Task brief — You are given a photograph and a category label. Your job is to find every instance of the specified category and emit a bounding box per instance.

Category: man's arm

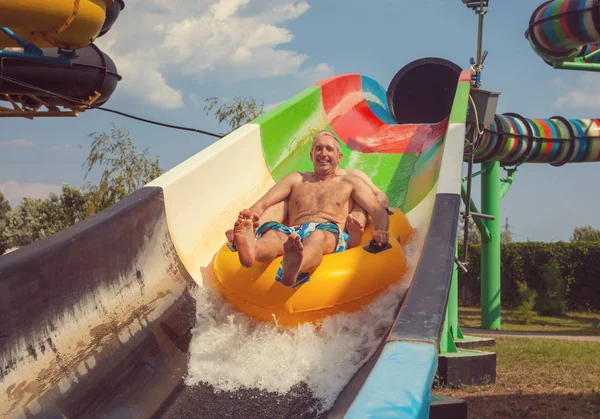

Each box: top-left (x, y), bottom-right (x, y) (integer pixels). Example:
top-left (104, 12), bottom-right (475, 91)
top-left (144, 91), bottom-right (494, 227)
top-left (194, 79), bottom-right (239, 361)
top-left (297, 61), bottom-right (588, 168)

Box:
top-left (346, 169), bottom-right (389, 208)
top-left (347, 176), bottom-right (389, 246)
top-left (247, 172), bottom-right (301, 219)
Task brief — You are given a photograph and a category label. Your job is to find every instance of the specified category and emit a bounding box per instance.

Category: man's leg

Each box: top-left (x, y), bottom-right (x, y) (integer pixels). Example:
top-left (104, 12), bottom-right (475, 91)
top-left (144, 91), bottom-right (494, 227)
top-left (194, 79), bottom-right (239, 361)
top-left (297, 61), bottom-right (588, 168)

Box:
top-left (346, 204), bottom-right (367, 248)
top-left (280, 230), bottom-right (336, 287)
top-left (255, 230), bottom-right (288, 263)
top-left (234, 217), bottom-right (287, 267)
top-left (226, 201), bottom-right (287, 243)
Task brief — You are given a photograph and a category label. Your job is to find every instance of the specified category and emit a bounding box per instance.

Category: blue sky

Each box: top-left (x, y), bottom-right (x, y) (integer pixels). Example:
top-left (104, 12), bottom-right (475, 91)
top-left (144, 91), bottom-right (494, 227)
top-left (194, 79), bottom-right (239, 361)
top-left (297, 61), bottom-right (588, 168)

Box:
top-left (1, 0), bottom-right (599, 242)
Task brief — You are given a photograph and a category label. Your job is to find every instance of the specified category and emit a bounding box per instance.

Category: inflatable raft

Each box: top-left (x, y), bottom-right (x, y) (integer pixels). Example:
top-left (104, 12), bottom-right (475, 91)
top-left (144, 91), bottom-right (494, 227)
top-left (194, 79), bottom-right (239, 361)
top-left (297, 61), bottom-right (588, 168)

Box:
top-left (213, 208), bottom-right (412, 325)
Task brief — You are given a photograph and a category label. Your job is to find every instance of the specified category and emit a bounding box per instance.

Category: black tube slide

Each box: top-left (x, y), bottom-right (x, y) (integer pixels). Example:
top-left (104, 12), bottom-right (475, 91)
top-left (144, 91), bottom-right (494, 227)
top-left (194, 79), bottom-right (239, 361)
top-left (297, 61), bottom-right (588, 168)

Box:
top-left (387, 57), bottom-right (463, 124)
top-left (0, 44), bottom-right (121, 107)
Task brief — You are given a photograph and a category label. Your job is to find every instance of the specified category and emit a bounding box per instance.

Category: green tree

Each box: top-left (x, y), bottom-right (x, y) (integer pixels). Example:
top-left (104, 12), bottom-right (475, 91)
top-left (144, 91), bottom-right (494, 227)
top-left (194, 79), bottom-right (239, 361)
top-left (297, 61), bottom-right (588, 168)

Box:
top-left (514, 280), bottom-right (537, 324)
top-left (571, 225), bottom-right (600, 242)
top-left (1, 184), bottom-right (90, 248)
top-left (0, 192), bottom-right (11, 254)
top-left (535, 260), bottom-right (567, 317)
top-left (204, 96), bottom-right (264, 132)
top-left (84, 125), bottom-right (162, 216)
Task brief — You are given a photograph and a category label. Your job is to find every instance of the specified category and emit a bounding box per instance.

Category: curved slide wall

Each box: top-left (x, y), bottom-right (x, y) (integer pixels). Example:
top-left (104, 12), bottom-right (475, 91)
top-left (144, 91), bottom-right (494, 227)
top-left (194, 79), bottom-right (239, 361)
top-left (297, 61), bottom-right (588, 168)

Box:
top-left (0, 59), bottom-right (470, 418)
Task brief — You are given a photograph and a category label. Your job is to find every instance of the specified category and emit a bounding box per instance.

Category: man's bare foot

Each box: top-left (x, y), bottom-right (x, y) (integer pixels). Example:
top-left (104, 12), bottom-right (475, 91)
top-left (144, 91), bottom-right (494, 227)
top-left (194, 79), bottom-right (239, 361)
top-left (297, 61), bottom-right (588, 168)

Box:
top-left (346, 214), bottom-right (365, 248)
top-left (281, 234), bottom-right (304, 287)
top-left (234, 217), bottom-right (256, 267)
top-left (239, 209), bottom-right (260, 228)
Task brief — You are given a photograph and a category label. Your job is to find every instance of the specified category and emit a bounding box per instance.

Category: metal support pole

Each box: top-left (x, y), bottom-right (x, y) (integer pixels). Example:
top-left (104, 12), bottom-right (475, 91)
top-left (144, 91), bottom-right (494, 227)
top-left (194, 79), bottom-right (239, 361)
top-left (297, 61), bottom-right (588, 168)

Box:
top-left (462, 167), bottom-right (488, 181)
top-left (462, 137), bottom-right (476, 260)
top-left (440, 243), bottom-right (463, 354)
top-left (481, 161), bottom-right (501, 330)
top-left (440, 299), bottom-right (458, 354)
top-left (448, 245), bottom-right (464, 341)
top-left (460, 181), bottom-right (492, 242)
top-left (476, 1), bottom-right (485, 67)
top-left (500, 168), bottom-right (517, 199)
top-left (552, 61), bottom-right (600, 72)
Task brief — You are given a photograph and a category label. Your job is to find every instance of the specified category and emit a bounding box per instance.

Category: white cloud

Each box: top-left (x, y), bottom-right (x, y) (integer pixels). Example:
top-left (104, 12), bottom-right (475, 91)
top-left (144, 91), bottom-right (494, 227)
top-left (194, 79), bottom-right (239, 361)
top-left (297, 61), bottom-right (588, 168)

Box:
top-left (0, 139), bottom-right (34, 148)
top-left (0, 181), bottom-right (61, 206)
top-left (553, 73), bottom-right (600, 110)
top-left (95, 0), bottom-right (330, 109)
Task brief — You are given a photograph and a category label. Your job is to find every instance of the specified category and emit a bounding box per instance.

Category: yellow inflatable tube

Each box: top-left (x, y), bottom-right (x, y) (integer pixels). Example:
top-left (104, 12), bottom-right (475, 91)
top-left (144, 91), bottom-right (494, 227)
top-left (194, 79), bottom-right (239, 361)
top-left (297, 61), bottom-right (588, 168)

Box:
top-left (0, 0), bottom-right (113, 49)
top-left (213, 208), bottom-right (413, 325)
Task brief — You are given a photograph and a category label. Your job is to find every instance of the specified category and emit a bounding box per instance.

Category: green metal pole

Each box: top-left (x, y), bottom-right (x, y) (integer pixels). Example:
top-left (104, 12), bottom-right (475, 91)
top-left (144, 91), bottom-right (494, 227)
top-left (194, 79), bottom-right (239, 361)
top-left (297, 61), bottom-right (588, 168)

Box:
top-left (499, 169), bottom-right (517, 199)
top-left (440, 244), bottom-right (461, 354)
top-left (461, 181), bottom-right (492, 242)
top-left (440, 302), bottom-right (458, 354)
top-left (481, 161), bottom-right (501, 330)
top-left (552, 61), bottom-right (600, 72)
top-left (448, 245), bottom-right (464, 340)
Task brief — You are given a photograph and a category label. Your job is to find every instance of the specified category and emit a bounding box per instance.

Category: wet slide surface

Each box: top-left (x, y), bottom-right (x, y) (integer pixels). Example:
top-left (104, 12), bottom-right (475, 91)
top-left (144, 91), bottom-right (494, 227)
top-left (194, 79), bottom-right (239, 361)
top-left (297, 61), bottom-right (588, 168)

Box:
top-left (1, 58), bottom-right (470, 418)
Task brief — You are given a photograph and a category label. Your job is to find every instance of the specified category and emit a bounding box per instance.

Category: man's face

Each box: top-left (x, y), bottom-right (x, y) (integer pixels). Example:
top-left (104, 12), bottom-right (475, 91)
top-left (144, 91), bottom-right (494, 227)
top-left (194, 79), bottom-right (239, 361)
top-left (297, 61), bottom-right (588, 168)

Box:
top-left (310, 134), bottom-right (342, 174)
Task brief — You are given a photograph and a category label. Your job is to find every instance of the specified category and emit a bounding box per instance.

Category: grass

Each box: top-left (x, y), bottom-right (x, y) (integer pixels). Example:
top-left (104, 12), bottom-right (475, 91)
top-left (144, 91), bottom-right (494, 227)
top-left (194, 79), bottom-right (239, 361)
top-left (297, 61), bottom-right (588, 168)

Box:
top-left (458, 307), bottom-right (600, 336)
top-left (436, 337), bottom-right (600, 418)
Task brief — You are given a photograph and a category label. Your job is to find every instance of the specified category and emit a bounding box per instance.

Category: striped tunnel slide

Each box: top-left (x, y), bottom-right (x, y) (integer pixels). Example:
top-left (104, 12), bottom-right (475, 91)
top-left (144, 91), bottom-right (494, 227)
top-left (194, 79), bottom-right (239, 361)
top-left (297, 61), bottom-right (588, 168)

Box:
top-left (477, 0), bottom-right (600, 166)
top-left (476, 115), bottom-right (600, 166)
top-left (526, 0), bottom-right (600, 64)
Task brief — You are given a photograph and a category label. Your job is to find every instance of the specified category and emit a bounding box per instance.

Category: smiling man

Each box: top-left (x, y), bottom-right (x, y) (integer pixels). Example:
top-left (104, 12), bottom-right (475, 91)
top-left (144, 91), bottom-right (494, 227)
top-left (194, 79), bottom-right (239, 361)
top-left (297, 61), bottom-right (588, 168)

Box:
top-left (232, 130), bottom-right (389, 287)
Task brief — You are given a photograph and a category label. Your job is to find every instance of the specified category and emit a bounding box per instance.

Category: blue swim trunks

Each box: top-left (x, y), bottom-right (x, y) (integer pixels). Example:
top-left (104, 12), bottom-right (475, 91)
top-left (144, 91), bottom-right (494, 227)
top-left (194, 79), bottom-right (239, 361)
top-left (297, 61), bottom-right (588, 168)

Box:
top-left (255, 221), bottom-right (349, 287)
top-left (255, 221), bottom-right (349, 253)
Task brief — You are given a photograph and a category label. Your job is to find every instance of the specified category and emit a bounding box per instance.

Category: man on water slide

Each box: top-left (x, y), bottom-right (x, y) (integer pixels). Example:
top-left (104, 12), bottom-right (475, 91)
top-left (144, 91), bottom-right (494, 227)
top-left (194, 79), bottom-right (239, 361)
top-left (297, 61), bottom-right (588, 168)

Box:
top-left (226, 139), bottom-right (389, 249)
top-left (232, 130), bottom-right (390, 287)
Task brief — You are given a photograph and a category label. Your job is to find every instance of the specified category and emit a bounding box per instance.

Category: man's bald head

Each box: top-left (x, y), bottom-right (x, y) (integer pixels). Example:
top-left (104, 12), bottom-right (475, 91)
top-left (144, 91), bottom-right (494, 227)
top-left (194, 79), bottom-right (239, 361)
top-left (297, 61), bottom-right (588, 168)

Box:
top-left (312, 130), bottom-right (342, 154)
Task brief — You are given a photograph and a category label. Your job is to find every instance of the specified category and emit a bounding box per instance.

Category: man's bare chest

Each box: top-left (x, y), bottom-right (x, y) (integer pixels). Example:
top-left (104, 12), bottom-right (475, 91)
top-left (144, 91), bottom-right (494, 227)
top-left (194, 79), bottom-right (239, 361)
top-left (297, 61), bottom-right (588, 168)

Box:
top-left (290, 181), bottom-right (353, 209)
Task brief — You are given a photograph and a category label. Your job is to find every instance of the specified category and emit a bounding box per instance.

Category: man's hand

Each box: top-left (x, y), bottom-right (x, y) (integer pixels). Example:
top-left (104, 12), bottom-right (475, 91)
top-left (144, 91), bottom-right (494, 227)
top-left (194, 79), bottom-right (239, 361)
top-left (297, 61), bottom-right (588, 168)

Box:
top-left (239, 209), bottom-right (260, 229)
top-left (372, 230), bottom-right (389, 247)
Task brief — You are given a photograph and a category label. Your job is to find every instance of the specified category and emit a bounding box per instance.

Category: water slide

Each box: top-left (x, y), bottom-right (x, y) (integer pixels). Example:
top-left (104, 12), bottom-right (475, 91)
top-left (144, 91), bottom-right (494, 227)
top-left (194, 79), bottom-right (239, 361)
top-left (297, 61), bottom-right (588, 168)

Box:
top-left (0, 56), bottom-right (472, 417)
top-left (476, 0), bottom-right (600, 166)
top-left (3, 1), bottom-right (600, 419)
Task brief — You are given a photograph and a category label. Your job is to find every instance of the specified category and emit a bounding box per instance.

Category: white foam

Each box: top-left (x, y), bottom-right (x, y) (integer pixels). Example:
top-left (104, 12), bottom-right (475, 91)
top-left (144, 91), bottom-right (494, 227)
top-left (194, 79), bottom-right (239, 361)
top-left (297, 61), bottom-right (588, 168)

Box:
top-left (185, 232), bottom-right (423, 414)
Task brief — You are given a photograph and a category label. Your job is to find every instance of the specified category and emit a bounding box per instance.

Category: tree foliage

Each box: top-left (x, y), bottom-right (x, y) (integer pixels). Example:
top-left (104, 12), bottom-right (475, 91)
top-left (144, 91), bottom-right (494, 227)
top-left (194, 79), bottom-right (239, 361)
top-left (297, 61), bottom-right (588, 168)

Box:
top-left (0, 125), bottom-right (162, 254)
top-left (204, 96), bottom-right (264, 131)
top-left (459, 241), bottom-right (600, 312)
top-left (84, 125), bottom-right (162, 215)
top-left (571, 225), bottom-right (600, 242)
top-left (1, 184), bottom-right (90, 249)
top-left (0, 192), bottom-right (11, 254)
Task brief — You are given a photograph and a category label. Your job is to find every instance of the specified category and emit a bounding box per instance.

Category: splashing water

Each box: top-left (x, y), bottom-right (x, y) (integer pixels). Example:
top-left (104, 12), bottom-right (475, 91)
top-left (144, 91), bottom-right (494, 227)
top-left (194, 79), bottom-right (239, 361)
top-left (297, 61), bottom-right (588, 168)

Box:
top-left (185, 233), bottom-right (423, 414)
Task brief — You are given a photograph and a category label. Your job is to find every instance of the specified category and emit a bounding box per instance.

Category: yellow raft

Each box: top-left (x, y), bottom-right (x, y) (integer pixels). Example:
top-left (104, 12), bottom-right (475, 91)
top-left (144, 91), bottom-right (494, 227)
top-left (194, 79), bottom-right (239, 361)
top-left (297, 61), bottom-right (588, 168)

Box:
top-left (213, 208), bottom-right (412, 325)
